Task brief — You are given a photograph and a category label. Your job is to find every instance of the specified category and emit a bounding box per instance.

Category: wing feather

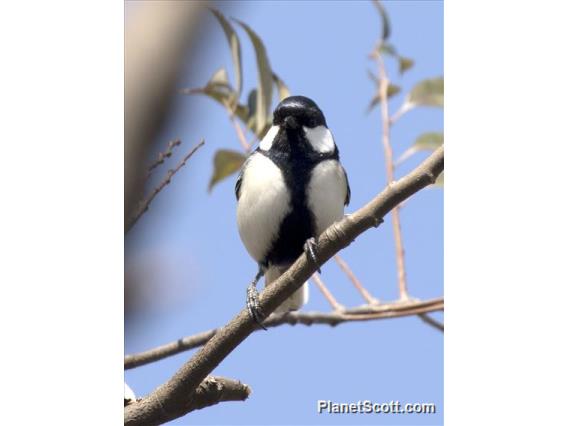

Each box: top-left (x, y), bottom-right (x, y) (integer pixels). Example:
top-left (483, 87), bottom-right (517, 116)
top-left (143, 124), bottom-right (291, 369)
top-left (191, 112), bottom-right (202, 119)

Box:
top-left (342, 166), bottom-right (351, 206)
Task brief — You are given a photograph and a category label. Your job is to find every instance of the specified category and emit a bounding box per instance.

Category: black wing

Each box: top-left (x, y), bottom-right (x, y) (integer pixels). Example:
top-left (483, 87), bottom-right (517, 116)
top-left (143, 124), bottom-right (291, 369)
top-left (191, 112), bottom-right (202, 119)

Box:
top-left (235, 168), bottom-right (244, 201)
top-left (236, 153), bottom-right (257, 201)
top-left (342, 165), bottom-right (351, 206)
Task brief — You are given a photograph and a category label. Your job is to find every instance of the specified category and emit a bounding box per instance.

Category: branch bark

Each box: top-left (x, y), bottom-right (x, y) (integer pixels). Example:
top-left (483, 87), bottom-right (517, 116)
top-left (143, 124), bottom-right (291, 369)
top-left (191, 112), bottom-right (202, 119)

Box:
top-left (125, 376), bottom-right (250, 425)
top-left (124, 145), bottom-right (444, 425)
top-left (125, 297), bottom-right (443, 369)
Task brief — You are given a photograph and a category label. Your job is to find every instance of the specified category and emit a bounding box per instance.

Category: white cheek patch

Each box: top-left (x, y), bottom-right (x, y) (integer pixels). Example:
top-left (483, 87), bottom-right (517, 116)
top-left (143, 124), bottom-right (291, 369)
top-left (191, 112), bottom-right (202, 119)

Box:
top-left (259, 125), bottom-right (280, 151)
top-left (303, 125), bottom-right (335, 153)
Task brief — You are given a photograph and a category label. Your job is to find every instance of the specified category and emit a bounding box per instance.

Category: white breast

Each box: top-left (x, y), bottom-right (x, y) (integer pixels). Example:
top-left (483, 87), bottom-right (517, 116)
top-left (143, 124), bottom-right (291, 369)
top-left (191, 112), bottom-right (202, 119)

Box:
top-left (307, 159), bottom-right (347, 236)
top-left (236, 153), bottom-right (291, 262)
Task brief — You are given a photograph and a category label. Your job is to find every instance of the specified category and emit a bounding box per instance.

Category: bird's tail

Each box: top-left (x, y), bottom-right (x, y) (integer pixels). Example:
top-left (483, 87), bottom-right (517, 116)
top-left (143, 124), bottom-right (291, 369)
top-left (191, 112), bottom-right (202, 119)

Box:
top-left (265, 264), bottom-right (309, 313)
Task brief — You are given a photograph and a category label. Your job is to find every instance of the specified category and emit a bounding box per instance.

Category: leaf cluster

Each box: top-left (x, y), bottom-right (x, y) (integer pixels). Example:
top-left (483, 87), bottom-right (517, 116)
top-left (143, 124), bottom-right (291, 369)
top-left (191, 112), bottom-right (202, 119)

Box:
top-left (182, 8), bottom-right (291, 191)
top-left (370, 1), bottom-right (444, 185)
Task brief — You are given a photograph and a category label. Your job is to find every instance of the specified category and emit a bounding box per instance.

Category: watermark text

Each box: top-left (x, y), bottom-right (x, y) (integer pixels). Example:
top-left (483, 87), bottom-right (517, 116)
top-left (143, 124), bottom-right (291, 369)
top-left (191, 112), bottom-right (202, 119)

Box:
top-left (317, 400), bottom-right (436, 415)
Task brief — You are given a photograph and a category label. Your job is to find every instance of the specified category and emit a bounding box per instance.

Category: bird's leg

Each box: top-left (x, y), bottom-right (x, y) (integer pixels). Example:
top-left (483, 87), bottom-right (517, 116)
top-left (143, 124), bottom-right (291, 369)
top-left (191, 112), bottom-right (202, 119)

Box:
top-left (246, 265), bottom-right (267, 330)
top-left (304, 237), bottom-right (322, 274)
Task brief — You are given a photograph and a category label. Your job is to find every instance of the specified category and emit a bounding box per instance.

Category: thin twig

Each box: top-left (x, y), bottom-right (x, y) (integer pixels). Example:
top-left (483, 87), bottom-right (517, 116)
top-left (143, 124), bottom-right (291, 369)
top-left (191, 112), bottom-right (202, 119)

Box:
top-left (389, 103), bottom-right (412, 125)
top-left (230, 114), bottom-right (251, 152)
top-left (377, 55), bottom-right (409, 301)
top-left (125, 297), bottom-right (444, 369)
top-left (126, 139), bottom-right (205, 232)
top-left (247, 134), bottom-right (259, 149)
top-left (333, 254), bottom-right (380, 304)
top-left (310, 273), bottom-right (345, 311)
top-left (123, 146), bottom-right (443, 425)
top-left (225, 105), bottom-right (252, 152)
top-left (418, 313), bottom-right (444, 332)
top-left (146, 138), bottom-right (182, 179)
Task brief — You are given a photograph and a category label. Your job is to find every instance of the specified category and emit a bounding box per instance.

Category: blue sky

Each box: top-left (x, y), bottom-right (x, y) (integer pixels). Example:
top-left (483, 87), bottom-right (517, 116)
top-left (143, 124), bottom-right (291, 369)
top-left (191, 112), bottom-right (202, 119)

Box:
top-left (125, 1), bottom-right (443, 424)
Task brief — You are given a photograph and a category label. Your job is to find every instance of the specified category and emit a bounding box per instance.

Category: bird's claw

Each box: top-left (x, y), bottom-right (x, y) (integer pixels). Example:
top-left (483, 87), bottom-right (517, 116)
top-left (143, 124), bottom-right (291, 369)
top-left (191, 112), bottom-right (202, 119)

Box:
top-left (246, 282), bottom-right (267, 330)
top-left (304, 237), bottom-right (322, 274)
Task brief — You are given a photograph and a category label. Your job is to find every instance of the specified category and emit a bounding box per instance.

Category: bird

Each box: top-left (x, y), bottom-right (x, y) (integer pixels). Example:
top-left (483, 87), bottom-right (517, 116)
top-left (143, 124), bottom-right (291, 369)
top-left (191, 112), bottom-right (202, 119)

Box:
top-left (235, 95), bottom-right (350, 326)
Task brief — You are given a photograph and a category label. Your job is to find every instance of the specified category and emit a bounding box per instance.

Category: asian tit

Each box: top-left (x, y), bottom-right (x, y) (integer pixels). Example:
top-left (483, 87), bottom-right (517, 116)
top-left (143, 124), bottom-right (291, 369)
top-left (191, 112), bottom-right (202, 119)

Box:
top-left (235, 95), bottom-right (350, 325)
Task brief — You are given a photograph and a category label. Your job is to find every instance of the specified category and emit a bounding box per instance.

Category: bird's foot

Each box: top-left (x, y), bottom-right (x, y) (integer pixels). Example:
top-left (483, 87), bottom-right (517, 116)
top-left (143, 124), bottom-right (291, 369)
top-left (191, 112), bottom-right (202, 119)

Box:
top-left (304, 237), bottom-right (322, 274)
top-left (246, 281), bottom-right (267, 330)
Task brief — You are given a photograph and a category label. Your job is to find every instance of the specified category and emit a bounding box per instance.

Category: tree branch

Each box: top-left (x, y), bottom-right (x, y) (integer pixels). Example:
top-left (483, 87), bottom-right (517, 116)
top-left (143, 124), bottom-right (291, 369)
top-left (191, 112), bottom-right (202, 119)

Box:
top-left (125, 376), bottom-right (251, 425)
top-left (377, 54), bottom-right (409, 301)
top-left (125, 296), bottom-right (443, 369)
top-left (226, 106), bottom-right (252, 152)
top-left (389, 102), bottom-right (412, 125)
top-left (376, 48), bottom-right (444, 332)
top-left (146, 138), bottom-right (182, 179)
top-left (418, 313), bottom-right (444, 332)
top-left (186, 376), bottom-right (251, 412)
top-left (126, 139), bottom-right (205, 233)
top-left (124, 145), bottom-right (444, 425)
top-left (333, 254), bottom-right (380, 305)
top-left (310, 273), bottom-right (345, 311)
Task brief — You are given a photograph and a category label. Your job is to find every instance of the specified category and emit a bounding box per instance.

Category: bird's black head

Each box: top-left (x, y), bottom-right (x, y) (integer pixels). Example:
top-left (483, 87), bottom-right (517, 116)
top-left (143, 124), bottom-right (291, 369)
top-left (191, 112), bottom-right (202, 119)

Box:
top-left (273, 96), bottom-right (327, 131)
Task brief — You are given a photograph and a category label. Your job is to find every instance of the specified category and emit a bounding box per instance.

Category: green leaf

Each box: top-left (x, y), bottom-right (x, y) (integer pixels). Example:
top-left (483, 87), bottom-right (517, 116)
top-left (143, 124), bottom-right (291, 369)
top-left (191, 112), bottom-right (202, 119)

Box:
top-left (378, 43), bottom-right (414, 75)
top-left (406, 77), bottom-right (444, 108)
top-left (246, 89), bottom-right (257, 117)
top-left (372, 1), bottom-right (391, 41)
top-left (244, 89), bottom-right (258, 132)
top-left (207, 67), bottom-right (231, 88)
top-left (181, 68), bottom-right (250, 124)
top-left (208, 149), bottom-right (246, 192)
top-left (209, 8), bottom-right (243, 101)
top-left (272, 72), bottom-right (291, 101)
top-left (387, 84), bottom-right (401, 98)
top-left (398, 56), bottom-right (414, 74)
top-left (234, 20), bottom-right (273, 135)
top-left (233, 104), bottom-right (251, 124)
top-left (367, 84), bottom-right (401, 112)
top-left (397, 132), bottom-right (443, 164)
top-left (244, 92), bottom-right (272, 137)
top-left (379, 42), bottom-right (397, 57)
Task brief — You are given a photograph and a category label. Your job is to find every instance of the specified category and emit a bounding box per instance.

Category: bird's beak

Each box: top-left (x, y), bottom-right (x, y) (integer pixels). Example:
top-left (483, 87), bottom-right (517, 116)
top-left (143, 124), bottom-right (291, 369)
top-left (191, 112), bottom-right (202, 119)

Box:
top-left (284, 115), bottom-right (299, 130)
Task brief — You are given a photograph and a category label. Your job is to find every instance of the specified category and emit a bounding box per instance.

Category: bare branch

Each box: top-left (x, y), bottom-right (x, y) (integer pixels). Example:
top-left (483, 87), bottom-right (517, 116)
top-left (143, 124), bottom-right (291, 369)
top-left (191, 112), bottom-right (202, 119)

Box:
top-left (310, 273), bottom-right (345, 311)
top-left (376, 48), bottom-right (443, 333)
top-left (126, 328), bottom-right (217, 370)
top-left (125, 1), bottom-right (204, 228)
top-left (126, 139), bottom-right (205, 233)
top-left (389, 102), bottom-right (412, 125)
top-left (377, 55), bottom-right (409, 301)
top-left (226, 108), bottom-right (252, 152)
top-left (333, 254), bottom-right (380, 304)
top-left (146, 139), bottom-right (182, 179)
top-left (124, 146), bottom-right (443, 425)
top-left (418, 313), bottom-right (444, 332)
top-left (125, 297), bottom-right (443, 370)
top-left (125, 376), bottom-right (251, 426)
